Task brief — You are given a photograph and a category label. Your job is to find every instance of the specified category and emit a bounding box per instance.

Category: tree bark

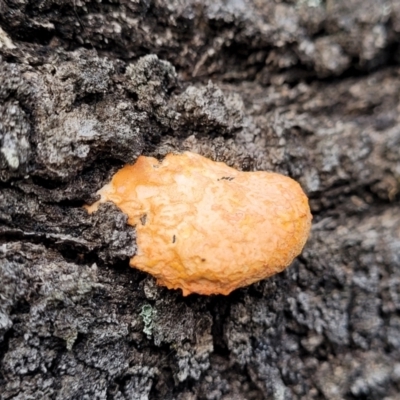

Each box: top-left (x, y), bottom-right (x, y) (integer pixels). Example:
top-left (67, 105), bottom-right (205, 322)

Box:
top-left (1, 1), bottom-right (400, 399)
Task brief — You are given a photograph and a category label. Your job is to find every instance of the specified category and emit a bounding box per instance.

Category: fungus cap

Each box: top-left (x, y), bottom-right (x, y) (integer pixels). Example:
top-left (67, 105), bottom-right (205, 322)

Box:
top-left (86, 151), bottom-right (312, 296)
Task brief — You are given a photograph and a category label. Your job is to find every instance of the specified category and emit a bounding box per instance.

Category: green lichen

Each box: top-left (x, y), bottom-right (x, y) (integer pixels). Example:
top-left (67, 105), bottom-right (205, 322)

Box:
top-left (140, 304), bottom-right (156, 337)
top-left (297, 0), bottom-right (322, 8)
top-left (65, 330), bottom-right (78, 351)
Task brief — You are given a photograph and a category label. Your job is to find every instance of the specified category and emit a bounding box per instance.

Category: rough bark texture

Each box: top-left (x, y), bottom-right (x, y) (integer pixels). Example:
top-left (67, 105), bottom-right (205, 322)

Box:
top-left (1, 1), bottom-right (400, 399)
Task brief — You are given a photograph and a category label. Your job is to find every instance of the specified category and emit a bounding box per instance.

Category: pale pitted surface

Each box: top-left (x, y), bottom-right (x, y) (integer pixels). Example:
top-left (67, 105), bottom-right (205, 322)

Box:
top-left (86, 152), bottom-right (312, 295)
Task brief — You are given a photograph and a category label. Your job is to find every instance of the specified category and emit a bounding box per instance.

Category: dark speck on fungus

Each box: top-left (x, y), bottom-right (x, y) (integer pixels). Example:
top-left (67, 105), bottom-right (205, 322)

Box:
top-left (86, 151), bottom-right (312, 296)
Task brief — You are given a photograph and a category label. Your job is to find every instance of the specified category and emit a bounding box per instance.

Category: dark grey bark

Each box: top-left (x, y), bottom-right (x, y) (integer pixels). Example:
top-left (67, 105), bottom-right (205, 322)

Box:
top-left (1, 1), bottom-right (400, 399)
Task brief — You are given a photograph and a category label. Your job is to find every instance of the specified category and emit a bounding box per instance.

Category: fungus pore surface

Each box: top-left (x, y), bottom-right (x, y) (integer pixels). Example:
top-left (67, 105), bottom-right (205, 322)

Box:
top-left (86, 152), bottom-right (312, 296)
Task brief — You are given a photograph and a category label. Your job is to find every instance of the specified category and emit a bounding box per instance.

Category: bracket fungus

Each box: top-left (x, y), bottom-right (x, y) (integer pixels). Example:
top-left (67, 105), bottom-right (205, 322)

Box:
top-left (86, 152), bottom-right (312, 296)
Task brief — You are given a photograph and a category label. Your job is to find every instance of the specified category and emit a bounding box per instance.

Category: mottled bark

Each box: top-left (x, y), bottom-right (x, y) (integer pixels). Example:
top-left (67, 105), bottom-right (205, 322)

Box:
top-left (1, 1), bottom-right (400, 399)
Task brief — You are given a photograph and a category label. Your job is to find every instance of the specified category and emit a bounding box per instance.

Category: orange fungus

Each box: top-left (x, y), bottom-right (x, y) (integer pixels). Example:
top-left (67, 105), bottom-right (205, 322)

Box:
top-left (86, 151), bottom-right (312, 296)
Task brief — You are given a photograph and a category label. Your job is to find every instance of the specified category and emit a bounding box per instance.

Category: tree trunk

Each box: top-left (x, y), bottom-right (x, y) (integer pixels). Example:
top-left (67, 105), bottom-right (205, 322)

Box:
top-left (1, 1), bottom-right (400, 399)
